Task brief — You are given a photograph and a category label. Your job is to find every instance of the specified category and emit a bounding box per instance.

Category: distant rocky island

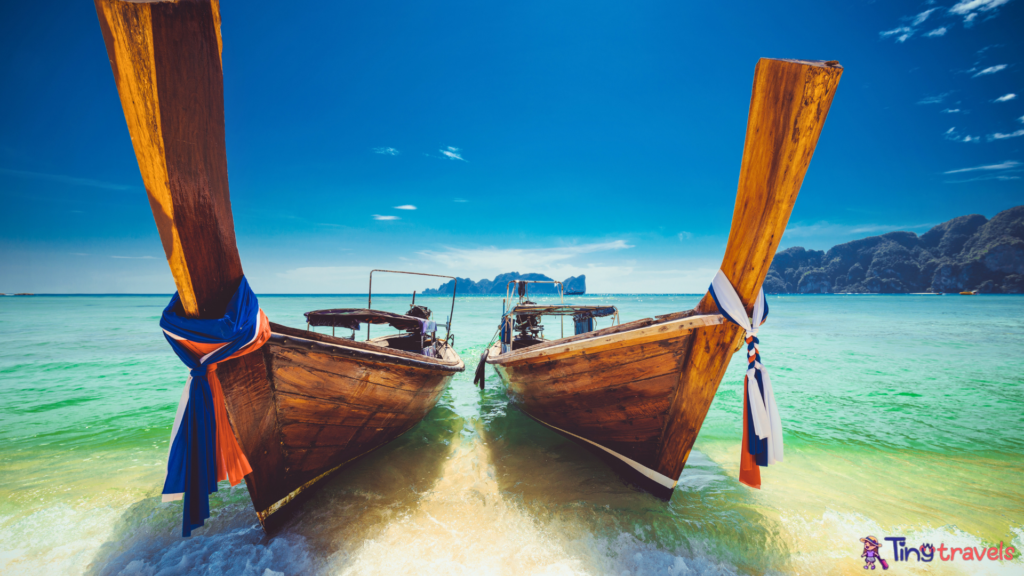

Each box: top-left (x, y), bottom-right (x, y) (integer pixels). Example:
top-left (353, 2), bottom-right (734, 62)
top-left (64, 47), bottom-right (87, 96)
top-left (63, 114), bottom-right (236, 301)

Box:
top-left (423, 272), bottom-right (586, 295)
top-left (766, 205), bottom-right (1023, 294)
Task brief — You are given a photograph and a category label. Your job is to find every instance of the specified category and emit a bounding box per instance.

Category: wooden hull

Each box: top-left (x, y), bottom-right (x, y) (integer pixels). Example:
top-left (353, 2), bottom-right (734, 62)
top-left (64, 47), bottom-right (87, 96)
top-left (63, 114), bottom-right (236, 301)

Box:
top-left (217, 322), bottom-right (463, 528)
top-left (488, 314), bottom-right (723, 498)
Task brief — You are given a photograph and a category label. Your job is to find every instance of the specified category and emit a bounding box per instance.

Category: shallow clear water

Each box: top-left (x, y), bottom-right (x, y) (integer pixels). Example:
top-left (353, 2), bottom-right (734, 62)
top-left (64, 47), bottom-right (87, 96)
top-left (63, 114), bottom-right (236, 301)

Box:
top-left (1, 294), bottom-right (1022, 575)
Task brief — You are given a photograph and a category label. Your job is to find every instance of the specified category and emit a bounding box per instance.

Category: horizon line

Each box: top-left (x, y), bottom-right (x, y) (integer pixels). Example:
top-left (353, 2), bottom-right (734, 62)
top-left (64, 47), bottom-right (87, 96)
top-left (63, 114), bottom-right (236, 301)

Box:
top-left (3, 293), bottom-right (1016, 297)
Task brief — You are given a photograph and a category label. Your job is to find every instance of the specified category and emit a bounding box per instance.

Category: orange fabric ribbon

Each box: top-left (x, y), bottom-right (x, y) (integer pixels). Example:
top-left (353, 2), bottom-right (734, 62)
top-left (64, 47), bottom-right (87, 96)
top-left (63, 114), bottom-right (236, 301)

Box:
top-left (738, 376), bottom-right (762, 489)
top-left (175, 310), bottom-right (271, 486)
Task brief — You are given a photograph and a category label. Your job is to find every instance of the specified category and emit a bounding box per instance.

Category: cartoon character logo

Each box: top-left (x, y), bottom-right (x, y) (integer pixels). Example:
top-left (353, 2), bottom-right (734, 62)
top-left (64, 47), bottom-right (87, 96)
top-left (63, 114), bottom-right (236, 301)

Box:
top-left (860, 536), bottom-right (889, 570)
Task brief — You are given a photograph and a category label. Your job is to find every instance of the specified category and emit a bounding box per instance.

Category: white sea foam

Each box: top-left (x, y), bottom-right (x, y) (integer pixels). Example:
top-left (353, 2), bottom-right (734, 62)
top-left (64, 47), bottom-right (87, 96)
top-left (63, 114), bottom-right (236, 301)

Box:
top-left (111, 527), bottom-right (310, 576)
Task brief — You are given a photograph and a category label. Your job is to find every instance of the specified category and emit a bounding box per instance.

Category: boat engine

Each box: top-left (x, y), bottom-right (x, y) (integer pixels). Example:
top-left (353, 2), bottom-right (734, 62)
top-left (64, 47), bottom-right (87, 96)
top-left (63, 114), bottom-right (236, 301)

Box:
top-left (514, 313), bottom-right (543, 342)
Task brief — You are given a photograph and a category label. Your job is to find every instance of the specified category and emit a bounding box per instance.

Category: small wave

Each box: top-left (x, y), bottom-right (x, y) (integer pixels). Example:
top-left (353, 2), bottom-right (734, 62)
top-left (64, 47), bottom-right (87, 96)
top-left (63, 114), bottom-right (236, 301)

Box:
top-left (109, 527), bottom-right (311, 576)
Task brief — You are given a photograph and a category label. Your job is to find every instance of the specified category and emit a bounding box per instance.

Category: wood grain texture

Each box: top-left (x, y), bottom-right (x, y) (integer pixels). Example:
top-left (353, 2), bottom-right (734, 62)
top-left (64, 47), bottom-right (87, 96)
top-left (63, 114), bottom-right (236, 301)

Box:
top-left (271, 345), bottom-right (450, 398)
top-left (496, 332), bottom-right (691, 468)
top-left (502, 335), bottom-right (692, 393)
top-left (655, 58), bottom-right (842, 480)
top-left (214, 335), bottom-right (456, 522)
top-left (259, 337), bottom-right (452, 519)
top-left (215, 348), bottom-right (287, 514)
top-left (95, 0), bottom-right (241, 319)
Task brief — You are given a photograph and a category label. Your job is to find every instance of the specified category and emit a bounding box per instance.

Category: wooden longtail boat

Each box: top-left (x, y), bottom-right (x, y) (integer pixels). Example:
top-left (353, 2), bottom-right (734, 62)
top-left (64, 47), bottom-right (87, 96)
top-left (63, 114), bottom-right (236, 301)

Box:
top-left (486, 58), bottom-right (842, 499)
top-left (94, 0), bottom-right (464, 530)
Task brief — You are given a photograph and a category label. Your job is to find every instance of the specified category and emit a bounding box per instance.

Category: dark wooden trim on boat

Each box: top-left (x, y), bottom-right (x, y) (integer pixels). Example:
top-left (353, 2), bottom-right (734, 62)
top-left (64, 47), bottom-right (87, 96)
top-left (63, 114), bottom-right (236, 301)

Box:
top-left (270, 323), bottom-right (464, 372)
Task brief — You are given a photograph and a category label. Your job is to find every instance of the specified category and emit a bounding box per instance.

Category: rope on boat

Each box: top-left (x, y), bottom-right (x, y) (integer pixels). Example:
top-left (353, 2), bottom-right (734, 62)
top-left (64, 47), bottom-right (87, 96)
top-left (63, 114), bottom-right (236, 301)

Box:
top-left (474, 326), bottom-right (502, 389)
top-left (709, 270), bottom-right (784, 489)
top-left (473, 349), bottom-right (489, 389)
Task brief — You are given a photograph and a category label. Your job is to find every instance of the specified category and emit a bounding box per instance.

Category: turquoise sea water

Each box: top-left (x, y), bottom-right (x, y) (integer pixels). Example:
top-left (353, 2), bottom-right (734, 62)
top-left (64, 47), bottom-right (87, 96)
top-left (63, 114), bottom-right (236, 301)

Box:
top-left (1, 294), bottom-right (1022, 575)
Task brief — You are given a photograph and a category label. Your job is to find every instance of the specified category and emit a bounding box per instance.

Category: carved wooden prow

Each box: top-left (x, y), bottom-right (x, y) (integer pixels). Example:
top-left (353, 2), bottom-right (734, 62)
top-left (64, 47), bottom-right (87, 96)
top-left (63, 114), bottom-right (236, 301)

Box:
top-left (95, 0), bottom-right (241, 319)
top-left (657, 58), bottom-right (843, 479)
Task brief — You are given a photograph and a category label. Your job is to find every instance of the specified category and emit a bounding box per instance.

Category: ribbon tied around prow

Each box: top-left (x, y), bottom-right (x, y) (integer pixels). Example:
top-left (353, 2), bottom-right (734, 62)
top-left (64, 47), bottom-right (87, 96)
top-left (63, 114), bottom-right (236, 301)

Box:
top-left (159, 276), bottom-right (271, 536)
top-left (708, 270), bottom-right (784, 489)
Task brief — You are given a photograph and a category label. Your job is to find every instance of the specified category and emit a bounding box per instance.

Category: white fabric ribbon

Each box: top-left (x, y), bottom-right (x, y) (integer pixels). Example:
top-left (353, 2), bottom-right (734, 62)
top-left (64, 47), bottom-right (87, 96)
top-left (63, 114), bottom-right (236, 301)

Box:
top-left (710, 270), bottom-right (784, 465)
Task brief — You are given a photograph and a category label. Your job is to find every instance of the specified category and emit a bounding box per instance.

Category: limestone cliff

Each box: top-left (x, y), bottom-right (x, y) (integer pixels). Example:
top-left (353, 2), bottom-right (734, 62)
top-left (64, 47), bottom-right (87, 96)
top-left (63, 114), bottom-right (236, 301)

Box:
top-left (765, 206), bottom-right (1023, 294)
top-left (422, 272), bottom-right (586, 295)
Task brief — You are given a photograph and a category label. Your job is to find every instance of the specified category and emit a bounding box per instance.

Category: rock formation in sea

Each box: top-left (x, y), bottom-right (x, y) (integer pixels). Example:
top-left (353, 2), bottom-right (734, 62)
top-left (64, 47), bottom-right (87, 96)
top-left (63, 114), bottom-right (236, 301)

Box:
top-left (765, 205), bottom-right (1023, 294)
top-left (422, 272), bottom-right (586, 295)
top-left (563, 275), bottom-right (586, 293)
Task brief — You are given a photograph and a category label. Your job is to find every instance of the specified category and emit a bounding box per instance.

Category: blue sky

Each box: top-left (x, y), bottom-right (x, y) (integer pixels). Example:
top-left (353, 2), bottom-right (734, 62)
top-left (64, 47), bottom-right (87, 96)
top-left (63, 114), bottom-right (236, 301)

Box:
top-left (1, 0), bottom-right (1021, 294)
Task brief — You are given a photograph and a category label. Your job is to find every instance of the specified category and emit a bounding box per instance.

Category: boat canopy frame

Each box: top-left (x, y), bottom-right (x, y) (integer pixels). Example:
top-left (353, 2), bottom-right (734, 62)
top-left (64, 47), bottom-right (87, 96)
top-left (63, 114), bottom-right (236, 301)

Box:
top-left (304, 308), bottom-right (437, 333)
top-left (499, 280), bottom-right (620, 345)
top-left (509, 305), bottom-right (618, 318)
top-left (367, 269), bottom-right (457, 341)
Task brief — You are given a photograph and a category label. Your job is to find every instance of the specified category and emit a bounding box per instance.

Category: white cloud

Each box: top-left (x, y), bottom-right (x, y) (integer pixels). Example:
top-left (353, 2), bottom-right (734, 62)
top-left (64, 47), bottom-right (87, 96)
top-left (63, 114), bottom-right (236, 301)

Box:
top-left (949, 0), bottom-right (1012, 15)
top-left (972, 64), bottom-right (1007, 77)
top-left (1019, 115), bottom-right (1024, 123)
top-left (988, 129), bottom-right (1024, 140)
top-left (0, 167), bottom-right (137, 191)
top-left (950, 0), bottom-right (1012, 25)
top-left (373, 215), bottom-right (400, 221)
top-left (409, 240), bottom-right (670, 292)
top-left (880, 26), bottom-right (914, 42)
top-left (453, 198), bottom-right (468, 203)
top-left (917, 92), bottom-right (950, 104)
top-left (785, 221), bottom-right (934, 238)
top-left (946, 174), bottom-right (1020, 183)
top-left (879, 9), bottom-right (942, 43)
top-left (924, 27), bottom-right (948, 37)
top-left (942, 108), bottom-right (961, 113)
top-left (394, 205), bottom-right (417, 210)
top-left (993, 93), bottom-right (1016, 102)
top-left (271, 265), bottom-right (370, 293)
top-left (612, 265), bottom-right (721, 293)
top-left (912, 8), bottom-right (938, 24)
top-left (417, 240), bottom-right (633, 271)
top-left (372, 147), bottom-right (400, 156)
top-left (943, 160), bottom-right (1020, 174)
top-left (440, 146), bottom-right (466, 161)
top-left (111, 255), bottom-right (157, 259)
top-left (677, 232), bottom-right (693, 241)
top-left (944, 127), bottom-right (980, 142)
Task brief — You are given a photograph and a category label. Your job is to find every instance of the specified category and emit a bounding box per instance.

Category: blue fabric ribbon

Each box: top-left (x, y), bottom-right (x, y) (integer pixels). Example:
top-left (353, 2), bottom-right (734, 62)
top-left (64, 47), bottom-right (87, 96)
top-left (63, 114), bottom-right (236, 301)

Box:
top-left (745, 337), bottom-right (769, 466)
top-left (159, 276), bottom-right (260, 537)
